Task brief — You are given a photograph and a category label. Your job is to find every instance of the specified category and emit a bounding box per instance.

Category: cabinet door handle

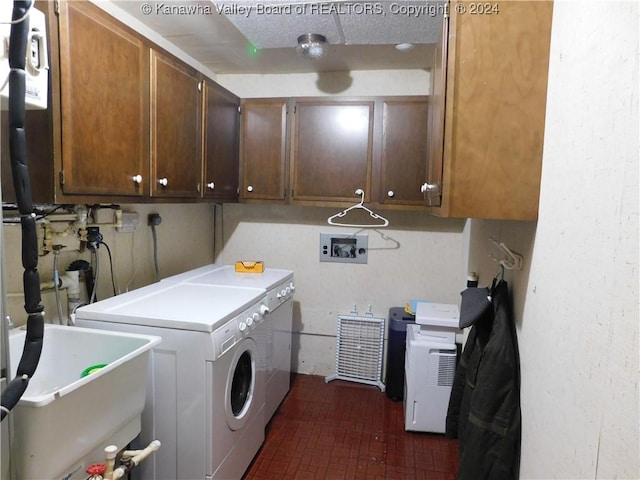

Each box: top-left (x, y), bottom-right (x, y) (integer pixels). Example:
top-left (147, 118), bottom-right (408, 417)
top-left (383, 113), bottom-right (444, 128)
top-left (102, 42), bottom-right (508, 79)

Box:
top-left (387, 190), bottom-right (395, 198)
top-left (207, 182), bottom-right (215, 190)
top-left (132, 174), bottom-right (143, 184)
top-left (158, 177), bottom-right (169, 187)
top-left (420, 182), bottom-right (440, 194)
top-left (246, 185), bottom-right (254, 192)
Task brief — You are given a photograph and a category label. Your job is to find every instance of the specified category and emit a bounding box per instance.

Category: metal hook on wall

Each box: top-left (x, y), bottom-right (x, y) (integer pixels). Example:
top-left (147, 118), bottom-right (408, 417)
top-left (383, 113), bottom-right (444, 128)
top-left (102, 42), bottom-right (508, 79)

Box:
top-left (489, 237), bottom-right (524, 271)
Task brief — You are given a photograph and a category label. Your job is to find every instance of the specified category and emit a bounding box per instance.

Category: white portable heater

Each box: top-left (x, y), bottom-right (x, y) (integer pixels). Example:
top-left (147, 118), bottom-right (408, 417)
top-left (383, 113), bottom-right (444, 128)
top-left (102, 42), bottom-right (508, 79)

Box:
top-left (404, 302), bottom-right (459, 433)
top-left (325, 313), bottom-right (386, 391)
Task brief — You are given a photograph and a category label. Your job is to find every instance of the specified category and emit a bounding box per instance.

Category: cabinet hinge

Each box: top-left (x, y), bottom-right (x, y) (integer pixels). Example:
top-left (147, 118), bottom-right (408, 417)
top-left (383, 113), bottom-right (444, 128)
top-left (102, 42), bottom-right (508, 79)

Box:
top-left (238, 106), bottom-right (241, 114)
top-left (54, 0), bottom-right (60, 15)
top-left (197, 81), bottom-right (202, 92)
top-left (59, 170), bottom-right (65, 186)
top-left (444, 1), bottom-right (449, 18)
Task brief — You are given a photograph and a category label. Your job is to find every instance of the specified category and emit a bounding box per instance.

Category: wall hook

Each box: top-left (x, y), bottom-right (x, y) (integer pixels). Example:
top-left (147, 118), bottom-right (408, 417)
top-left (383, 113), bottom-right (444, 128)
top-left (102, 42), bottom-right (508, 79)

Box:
top-left (489, 237), bottom-right (523, 271)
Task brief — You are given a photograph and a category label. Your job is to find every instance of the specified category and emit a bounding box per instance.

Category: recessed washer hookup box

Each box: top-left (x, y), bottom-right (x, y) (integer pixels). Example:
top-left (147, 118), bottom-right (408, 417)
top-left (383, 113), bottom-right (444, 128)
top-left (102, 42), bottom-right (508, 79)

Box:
top-left (319, 233), bottom-right (368, 264)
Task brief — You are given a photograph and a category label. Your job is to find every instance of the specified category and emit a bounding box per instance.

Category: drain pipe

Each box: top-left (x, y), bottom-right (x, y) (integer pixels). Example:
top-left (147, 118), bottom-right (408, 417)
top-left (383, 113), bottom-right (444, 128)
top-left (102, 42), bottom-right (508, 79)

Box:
top-left (41, 267), bottom-right (81, 325)
top-left (98, 441), bottom-right (161, 480)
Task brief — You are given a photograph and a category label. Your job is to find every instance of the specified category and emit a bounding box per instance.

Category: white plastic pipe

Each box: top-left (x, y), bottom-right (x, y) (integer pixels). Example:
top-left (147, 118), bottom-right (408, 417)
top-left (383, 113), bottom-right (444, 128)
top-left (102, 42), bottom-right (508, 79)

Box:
top-left (103, 440), bottom-right (161, 480)
top-left (103, 445), bottom-right (119, 480)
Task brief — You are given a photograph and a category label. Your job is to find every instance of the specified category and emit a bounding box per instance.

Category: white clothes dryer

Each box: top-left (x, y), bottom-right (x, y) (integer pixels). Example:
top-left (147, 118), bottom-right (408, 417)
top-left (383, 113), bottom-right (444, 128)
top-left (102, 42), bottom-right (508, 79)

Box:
top-left (163, 265), bottom-right (295, 424)
top-left (75, 282), bottom-right (267, 480)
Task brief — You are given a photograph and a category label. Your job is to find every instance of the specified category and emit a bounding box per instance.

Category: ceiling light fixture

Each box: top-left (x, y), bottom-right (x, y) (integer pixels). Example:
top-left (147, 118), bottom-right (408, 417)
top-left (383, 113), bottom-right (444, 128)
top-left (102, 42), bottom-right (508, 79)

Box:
top-left (395, 43), bottom-right (415, 52)
top-left (296, 33), bottom-right (328, 60)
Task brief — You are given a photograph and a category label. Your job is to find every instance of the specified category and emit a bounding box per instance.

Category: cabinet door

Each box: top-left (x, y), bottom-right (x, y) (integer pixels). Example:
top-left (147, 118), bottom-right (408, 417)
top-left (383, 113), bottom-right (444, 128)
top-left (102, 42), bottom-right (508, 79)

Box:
top-left (240, 99), bottom-right (288, 201)
top-left (202, 81), bottom-right (239, 201)
top-left (150, 51), bottom-right (202, 198)
top-left (57, 0), bottom-right (149, 196)
top-left (292, 100), bottom-right (374, 203)
top-left (437, 0), bottom-right (553, 220)
top-left (425, 15), bottom-right (448, 207)
top-left (378, 98), bottom-right (429, 206)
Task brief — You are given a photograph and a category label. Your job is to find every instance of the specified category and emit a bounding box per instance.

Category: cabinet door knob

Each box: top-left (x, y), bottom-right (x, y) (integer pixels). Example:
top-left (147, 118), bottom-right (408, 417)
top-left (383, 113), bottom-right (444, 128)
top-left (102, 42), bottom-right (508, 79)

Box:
top-left (421, 182), bottom-right (440, 194)
top-left (246, 185), bottom-right (254, 192)
top-left (207, 182), bottom-right (215, 190)
top-left (132, 174), bottom-right (143, 184)
top-left (158, 177), bottom-right (169, 187)
top-left (387, 190), bottom-right (395, 198)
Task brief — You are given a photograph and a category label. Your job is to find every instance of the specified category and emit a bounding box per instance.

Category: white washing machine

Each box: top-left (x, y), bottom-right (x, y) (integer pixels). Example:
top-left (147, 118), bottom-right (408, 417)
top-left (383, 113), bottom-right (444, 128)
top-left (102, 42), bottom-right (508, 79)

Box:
top-left (75, 281), bottom-right (267, 480)
top-left (163, 264), bottom-right (295, 424)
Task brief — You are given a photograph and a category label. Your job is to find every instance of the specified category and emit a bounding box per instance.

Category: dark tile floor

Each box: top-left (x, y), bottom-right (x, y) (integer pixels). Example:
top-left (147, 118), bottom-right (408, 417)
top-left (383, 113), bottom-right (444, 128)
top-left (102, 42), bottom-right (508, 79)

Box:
top-left (243, 374), bottom-right (459, 479)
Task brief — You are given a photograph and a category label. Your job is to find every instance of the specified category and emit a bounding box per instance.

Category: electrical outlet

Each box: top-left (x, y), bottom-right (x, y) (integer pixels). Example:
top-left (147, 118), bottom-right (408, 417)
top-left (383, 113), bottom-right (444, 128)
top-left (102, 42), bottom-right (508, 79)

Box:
top-left (116, 211), bottom-right (139, 233)
top-left (148, 213), bottom-right (162, 226)
top-left (86, 226), bottom-right (100, 243)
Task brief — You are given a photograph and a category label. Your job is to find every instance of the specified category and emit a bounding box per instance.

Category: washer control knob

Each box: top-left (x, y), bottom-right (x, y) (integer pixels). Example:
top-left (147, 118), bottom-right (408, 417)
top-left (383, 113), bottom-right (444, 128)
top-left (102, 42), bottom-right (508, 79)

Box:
top-left (280, 289), bottom-right (287, 299)
top-left (238, 321), bottom-right (247, 332)
top-left (252, 312), bottom-right (260, 322)
top-left (260, 304), bottom-right (270, 315)
top-left (285, 286), bottom-right (291, 294)
top-left (246, 316), bottom-right (253, 327)
top-left (289, 282), bottom-right (296, 292)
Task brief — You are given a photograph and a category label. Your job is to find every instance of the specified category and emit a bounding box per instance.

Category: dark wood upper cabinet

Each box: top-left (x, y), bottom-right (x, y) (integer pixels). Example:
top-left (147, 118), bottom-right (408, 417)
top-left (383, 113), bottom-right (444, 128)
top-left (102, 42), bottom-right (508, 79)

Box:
top-left (427, 0), bottom-right (553, 220)
top-left (1, 107), bottom-right (54, 203)
top-left (57, 0), bottom-right (149, 197)
top-left (378, 98), bottom-right (429, 207)
top-left (240, 99), bottom-right (288, 202)
top-left (202, 80), bottom-right (240, 202)
top-left (291, 100), bottom-right (374, 203)
top-left (239, 97), bottom-right (430, 208)
top-left (1, 0), bottom-right (237, 204)
top-left (150, 50), bottom-right (202, 198)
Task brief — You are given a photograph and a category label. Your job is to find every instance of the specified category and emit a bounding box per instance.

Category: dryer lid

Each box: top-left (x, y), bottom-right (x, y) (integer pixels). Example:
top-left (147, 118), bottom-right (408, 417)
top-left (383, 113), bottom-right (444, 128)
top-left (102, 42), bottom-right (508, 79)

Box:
top-left (75, 283), bottom-right (264, 332)
top-left (163, 265), bottom-right (292, 290)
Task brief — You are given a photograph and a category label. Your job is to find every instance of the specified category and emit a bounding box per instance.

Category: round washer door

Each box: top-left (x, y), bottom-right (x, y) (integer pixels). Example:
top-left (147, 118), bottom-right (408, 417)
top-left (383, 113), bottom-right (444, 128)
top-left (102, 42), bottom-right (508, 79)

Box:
top-left (225, 337), bottom-right (259, 431)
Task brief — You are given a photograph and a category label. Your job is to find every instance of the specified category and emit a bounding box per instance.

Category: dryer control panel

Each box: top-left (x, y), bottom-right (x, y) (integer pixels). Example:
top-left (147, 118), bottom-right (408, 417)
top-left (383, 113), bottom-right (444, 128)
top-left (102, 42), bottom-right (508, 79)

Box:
top-left (212, 301), bottom-right (263, 358)
top-left (263, 277), bottom-right (295, 313)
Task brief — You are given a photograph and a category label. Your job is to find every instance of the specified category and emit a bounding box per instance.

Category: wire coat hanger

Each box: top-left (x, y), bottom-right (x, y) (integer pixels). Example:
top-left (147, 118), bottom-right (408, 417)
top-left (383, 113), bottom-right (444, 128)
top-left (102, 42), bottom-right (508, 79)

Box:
top-left (327, 189), bottom-right (389, 228)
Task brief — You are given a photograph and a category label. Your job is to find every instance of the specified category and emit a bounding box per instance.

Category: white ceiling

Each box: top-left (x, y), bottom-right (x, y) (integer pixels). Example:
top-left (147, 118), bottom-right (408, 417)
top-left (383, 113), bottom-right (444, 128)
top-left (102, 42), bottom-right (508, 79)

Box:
top-left (111, 0), bottom-right (446, 74)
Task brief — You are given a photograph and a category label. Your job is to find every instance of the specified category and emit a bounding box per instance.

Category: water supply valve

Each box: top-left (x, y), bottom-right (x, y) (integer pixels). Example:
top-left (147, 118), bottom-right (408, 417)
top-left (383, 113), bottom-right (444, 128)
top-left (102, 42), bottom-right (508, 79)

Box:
top-left (86, 462), bottom-right (106, 479)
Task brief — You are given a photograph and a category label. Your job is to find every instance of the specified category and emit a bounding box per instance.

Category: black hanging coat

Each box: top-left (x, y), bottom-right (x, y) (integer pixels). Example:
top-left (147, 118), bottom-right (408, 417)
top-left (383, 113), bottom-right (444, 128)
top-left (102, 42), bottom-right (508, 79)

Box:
top-left (445, 280), bottom-right (521, 480)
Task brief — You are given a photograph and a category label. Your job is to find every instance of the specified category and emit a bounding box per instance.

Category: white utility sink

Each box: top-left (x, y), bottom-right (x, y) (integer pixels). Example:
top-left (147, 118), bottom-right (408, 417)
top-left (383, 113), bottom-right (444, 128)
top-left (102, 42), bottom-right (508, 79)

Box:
top-left (8, 323), bottom-right (160, 480)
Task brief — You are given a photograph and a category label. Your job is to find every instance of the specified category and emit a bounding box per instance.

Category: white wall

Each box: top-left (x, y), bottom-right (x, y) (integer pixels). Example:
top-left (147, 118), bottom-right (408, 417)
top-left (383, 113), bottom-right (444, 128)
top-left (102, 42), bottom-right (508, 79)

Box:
top-left (2, 203), bottom-right (215, 326)
top-left (466, 2), bottom-right (639, 478)
top-left (217, 70), bottom-right (430, 97)
top-left (215, 204), bottom-right (466, 375)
